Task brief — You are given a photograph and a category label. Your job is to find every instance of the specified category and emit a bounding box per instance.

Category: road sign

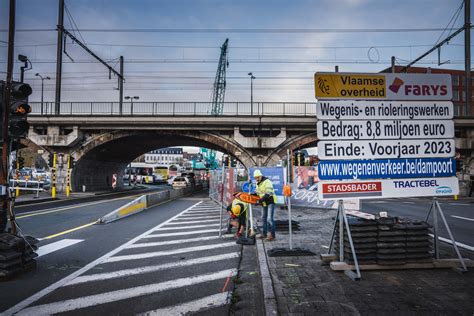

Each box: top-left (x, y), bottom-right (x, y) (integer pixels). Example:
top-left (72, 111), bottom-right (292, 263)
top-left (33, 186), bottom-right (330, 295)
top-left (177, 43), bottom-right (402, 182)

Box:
top-left (316, 101), bottom-right (454, 120)
top-left (318, 158), bottom-right (456, 180)
top-left (317, 120), bottom-right (454, 140)
top-left (112, 174), bottom-right (117, 189)
top-left (318, 139), bottom-right (455, 160)
top-left (314, 72), bottom-right (452, 100)
top-left (318, 177), bottom-right (459, 200)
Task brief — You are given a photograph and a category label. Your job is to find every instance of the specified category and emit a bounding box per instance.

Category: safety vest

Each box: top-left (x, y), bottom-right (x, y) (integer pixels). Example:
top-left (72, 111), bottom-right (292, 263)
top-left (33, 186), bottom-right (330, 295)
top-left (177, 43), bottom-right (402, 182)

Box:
top-left (256, 177), bottom-right (277, 205)
top-left (232, 199), bottom-right (249, 216)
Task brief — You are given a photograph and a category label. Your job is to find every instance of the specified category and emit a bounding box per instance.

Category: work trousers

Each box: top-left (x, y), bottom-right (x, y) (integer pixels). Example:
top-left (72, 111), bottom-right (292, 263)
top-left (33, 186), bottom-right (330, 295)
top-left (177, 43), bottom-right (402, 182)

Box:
top-left (261, 203), bottom-right (275, 238)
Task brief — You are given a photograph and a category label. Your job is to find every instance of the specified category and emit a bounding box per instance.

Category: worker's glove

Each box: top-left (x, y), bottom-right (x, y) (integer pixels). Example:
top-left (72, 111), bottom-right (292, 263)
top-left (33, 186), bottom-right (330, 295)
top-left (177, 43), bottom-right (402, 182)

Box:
top-left (230, 214), bottom-right (237, 219)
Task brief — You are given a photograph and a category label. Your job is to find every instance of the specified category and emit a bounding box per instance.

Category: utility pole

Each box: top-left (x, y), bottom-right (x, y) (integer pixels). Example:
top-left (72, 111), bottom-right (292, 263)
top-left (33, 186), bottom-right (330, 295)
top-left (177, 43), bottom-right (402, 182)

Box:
top-left (465, 0), bottom-right (471, 115)
top-left (55, 0), bottom-right (64, 115)
top-left (391, 56), bottom-right (396, 73)
top-left (119, 56), bottom-right (124, 115)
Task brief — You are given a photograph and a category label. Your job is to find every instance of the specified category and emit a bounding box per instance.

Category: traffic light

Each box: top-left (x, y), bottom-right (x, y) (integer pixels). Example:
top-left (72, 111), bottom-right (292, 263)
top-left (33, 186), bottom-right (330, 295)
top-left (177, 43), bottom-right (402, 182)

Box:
top-left (48, 153), bottom-right (54, 167)
top-left (230, 157), bottom-right (237, 167)
top-left (9, 81), bottom-right (32, 139)
top-left (18, 156), bottom-right (25, 169)
top-left (223, 156), bottom-right (229, 167)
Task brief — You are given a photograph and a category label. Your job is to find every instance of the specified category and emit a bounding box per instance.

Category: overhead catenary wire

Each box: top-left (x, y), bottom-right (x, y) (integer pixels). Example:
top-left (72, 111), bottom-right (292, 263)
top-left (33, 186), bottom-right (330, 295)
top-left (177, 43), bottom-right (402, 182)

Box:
top-left (1, 27), bottom-right (462, 33)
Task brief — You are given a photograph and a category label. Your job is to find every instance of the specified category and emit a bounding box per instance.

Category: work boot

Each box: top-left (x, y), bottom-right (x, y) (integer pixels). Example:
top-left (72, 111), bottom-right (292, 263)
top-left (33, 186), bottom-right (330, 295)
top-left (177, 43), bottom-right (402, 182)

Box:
top-left (265, 236), bottom-right (275, 241)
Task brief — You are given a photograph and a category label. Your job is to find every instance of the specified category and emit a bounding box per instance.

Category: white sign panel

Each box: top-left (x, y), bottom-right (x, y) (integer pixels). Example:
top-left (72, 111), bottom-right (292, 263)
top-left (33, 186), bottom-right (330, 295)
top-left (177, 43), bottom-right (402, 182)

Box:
top-left (317, 120), bottom-right (454, 140)
top-left (318, 139), bottom-right (455, 160)
top-left (316, 101), bottom-right (454, 120)
top-left (318, 177), bottom-right (459, 200)
top-left (315, 72), bottom-right (452, 100)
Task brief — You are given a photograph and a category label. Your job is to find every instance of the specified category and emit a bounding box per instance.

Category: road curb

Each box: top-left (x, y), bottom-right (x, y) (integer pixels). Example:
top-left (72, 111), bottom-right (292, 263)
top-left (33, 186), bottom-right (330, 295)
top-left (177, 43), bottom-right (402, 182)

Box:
top-left (256, 239), bottom-right (278, 316)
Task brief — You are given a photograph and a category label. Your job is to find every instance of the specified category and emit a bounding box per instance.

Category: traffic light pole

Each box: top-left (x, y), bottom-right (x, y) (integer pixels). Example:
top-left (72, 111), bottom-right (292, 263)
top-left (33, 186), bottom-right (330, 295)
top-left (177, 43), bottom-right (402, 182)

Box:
top-left (0, 0), bottom-right (16, 233)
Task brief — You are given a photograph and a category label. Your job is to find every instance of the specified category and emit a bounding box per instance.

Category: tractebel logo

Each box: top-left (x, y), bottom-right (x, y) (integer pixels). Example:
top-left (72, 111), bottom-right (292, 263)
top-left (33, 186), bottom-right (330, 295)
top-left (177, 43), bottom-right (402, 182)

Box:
top-left (389, 77), bottom-right (404, 93)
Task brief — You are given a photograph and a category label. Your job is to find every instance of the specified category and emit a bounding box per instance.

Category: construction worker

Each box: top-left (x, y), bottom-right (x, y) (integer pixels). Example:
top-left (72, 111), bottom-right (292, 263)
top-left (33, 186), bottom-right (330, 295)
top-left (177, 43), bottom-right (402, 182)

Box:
top-left (254, 169), bottom-right (277, 241)
top-left (226, 195), bottom-right (249, 237)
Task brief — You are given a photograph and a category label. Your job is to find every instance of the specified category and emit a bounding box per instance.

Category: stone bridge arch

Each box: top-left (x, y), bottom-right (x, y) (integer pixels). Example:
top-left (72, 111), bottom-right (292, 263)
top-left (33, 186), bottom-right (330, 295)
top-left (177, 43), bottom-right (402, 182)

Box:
top-left (69, 130), bottom-right (255, 191)
top-left (263, 132), bottom-right (318, 166)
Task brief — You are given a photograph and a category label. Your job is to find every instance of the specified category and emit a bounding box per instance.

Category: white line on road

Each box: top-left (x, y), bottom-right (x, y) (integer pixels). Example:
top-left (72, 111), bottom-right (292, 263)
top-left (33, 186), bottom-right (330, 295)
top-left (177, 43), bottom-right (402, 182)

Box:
top-left (449, 203), bottom-right (471, 206)
top-left (4, 201), bottom-right (204, 316)
top-left (126, 236), bottom-right (221, 249)
top-left (15, 269), bottom-right (237, 316)
top-left (66, 253), bottom-right (239, 286)
top-left (146, 229), bottom-right (219, 238)
top-left (165, 219), bottom-right (221, 225)
top-left (429, 234), bottom-right (474, 252)
top-left (451, 215), bottom-right (474, 222)
top-left (103, 242), bottom-right (236, 263)
top-left (184, 210), bottom-right (221, 214)
top-left (36, 239), bottom-right (84, 258)
top-left (138, 292), bottom-right (230, 316)
top-left (156, 224), bottom-right (220, 231)
top-left (178, 214), bottom-right (220, 219)
top-left (403, 202), bottom-right (415, 204)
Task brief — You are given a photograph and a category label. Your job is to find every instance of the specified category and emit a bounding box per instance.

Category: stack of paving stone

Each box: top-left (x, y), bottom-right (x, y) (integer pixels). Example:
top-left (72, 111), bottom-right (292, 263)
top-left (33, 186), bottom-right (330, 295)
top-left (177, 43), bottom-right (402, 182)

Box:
top-left (376, 217), bottom-right (432, 265)
top-left (274, 219), bottom-right (300, 232)
top-left (334, 217), bottom-right (378, 264)
top-left (0, 233), bottom-right (38, 279)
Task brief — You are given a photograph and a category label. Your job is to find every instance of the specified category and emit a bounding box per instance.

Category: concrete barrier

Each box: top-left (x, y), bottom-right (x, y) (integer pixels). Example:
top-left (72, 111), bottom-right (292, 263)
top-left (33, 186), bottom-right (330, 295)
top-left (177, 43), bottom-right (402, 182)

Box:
top-left (98, 195), bottom-right (147, 224)
top-left (98, 185), bottom-right (205, 224)
top-left (146, 190), bottom-right (171, 207)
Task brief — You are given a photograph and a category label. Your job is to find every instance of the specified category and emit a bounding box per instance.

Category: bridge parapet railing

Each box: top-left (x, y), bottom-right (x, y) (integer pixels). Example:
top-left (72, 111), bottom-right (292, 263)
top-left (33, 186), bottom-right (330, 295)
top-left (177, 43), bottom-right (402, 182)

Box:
top-left (29, 102), bottom-right (317, 117)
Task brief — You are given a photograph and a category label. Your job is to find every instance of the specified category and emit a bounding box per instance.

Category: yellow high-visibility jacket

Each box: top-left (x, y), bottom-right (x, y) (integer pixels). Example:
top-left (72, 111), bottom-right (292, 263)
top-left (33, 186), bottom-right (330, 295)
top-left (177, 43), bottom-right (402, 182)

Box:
top-left (256, 177), bottom-right (277, 206)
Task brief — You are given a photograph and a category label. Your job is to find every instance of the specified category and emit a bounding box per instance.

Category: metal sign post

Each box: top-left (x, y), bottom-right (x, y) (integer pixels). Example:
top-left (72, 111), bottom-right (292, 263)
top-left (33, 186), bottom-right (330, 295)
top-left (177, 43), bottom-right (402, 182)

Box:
top-left (425, 198), bottom-right (467, 272)
top-left (218, 167), bottom-right (226, 238)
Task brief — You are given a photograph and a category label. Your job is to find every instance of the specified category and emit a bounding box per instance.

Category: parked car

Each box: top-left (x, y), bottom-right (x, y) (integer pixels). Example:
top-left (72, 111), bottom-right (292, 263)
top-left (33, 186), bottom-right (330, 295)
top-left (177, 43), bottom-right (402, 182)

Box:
top-left (172, 177), bottom-right (189, 189)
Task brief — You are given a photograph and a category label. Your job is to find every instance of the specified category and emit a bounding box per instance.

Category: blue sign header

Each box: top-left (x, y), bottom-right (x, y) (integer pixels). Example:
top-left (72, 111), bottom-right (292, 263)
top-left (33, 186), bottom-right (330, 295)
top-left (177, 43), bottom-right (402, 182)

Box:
top-left (318, 158), bottom-right (456, 180)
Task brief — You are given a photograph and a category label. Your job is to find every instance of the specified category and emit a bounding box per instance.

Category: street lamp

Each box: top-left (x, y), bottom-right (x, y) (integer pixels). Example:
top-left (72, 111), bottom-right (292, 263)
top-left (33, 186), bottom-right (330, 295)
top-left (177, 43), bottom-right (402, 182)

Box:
top-left (124, 96), bottom-right (139, 115)
top-left (248, 72), bottom-right (255, 115)
top-left (35, 73), bottom-right (51, 115)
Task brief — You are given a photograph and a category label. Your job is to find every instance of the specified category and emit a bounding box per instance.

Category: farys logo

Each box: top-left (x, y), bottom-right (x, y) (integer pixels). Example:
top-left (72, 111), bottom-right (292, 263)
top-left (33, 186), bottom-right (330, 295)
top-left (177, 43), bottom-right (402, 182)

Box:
top-left (436, 186), bottom-right (453, 194)
top-left (389, 77), bottom-right (404, 93)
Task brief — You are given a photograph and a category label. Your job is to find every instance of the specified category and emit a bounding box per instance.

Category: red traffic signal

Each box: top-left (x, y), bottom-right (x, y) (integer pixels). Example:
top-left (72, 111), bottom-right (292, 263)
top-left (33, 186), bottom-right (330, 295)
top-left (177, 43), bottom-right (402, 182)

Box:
top-left (9, 82), bottom-right (32, 139)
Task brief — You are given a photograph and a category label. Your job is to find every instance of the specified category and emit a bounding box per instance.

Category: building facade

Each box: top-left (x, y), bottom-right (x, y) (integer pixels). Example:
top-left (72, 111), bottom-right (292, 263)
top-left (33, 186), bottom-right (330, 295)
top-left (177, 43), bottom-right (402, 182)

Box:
top-left (144, 148), bottom-right (183, 164)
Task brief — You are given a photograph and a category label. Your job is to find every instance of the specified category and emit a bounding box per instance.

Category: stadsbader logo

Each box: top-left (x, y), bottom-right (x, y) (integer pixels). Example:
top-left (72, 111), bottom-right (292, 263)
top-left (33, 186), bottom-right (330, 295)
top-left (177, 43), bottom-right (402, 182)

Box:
top-left (436, 186), bottom-right (453, 194)
top-left (389, 77), bottom-right (404, 93)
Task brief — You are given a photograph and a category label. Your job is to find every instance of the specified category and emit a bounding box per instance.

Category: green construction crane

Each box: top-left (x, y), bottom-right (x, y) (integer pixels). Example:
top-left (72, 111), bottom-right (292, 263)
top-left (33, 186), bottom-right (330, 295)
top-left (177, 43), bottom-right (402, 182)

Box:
top-left (210, 38), bottom-right (229, 115)
top-left (200, 39), bottom-right (229, 169)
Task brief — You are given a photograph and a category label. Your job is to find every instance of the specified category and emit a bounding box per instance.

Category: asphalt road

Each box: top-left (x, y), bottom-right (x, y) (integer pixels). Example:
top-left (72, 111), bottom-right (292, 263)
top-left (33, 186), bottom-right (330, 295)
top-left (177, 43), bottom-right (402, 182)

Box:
top-left (1, 192), bottom-right (238, 315)
top-left (362, 198), bottom-right (474, 251)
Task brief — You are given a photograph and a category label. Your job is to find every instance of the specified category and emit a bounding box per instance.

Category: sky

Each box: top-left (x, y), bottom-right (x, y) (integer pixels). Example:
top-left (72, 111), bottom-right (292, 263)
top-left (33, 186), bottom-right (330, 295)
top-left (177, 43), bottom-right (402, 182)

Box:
top-left (0, 0), bottom-right (469, 104)
top-left (0, 0), bottom-right (470, 156)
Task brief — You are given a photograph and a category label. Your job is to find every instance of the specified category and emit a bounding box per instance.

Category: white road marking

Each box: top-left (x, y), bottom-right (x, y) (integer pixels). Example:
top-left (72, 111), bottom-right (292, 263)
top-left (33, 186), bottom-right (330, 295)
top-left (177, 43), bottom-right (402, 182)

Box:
top-left (36, 239), bottom-right (84, 258)
top-left (451, 215), bottom-right (474, 222)
top-left (66, 253), bottom-right (239, 286)
top-left (138, 292), bottom-right (229, 316)
top-left (146, 229), bottom-right (219, 238)
top-left (177, 214), bottom-right (220, 219)
top-left (126, 236), bottom-right (221, 249)
top-left (5, 201), bottom-right (204, 316)
top-left (449, 203), bottom-right (471, 206)
top-left (403, 202), bottom-right (415, 204)
top-left (156, 224), bottom-right (220, 231)
top-left (184, 210), bottom-right (221, 214)
top-left (365, 201), bottom-right (387, 204)
top-left (15, 269), bottom-right (237, 316)
top-left (429, 234), bottom-right (474, 252)
top-left (165, 219), bottom-right (221, 225)
top-left (103, 242), bottom-right (236, 263)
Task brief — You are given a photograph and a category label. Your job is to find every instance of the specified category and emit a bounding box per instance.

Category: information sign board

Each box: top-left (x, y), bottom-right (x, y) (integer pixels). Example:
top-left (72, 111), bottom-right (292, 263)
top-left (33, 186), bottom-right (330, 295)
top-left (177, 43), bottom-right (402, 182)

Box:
top-left (318, 177), bottom-right (459, 200)
top-left (318, 139), bottom-right (455, 160)
top-left (318, 158), bottom-right (456, 180)
top-left (317, 120), bottom-right (454, 140)
top-left (314, 72), bottom-right (452, 100)
top-left (316, 101), bottom-right (454, 120)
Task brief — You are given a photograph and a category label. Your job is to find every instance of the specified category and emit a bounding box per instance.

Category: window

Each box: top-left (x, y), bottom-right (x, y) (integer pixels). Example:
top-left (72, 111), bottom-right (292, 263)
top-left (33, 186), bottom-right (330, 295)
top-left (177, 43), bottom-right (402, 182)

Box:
top-left (452, 75), bottom-right (459, 86)
top-left (453, 90), bottom-right (459, 101)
